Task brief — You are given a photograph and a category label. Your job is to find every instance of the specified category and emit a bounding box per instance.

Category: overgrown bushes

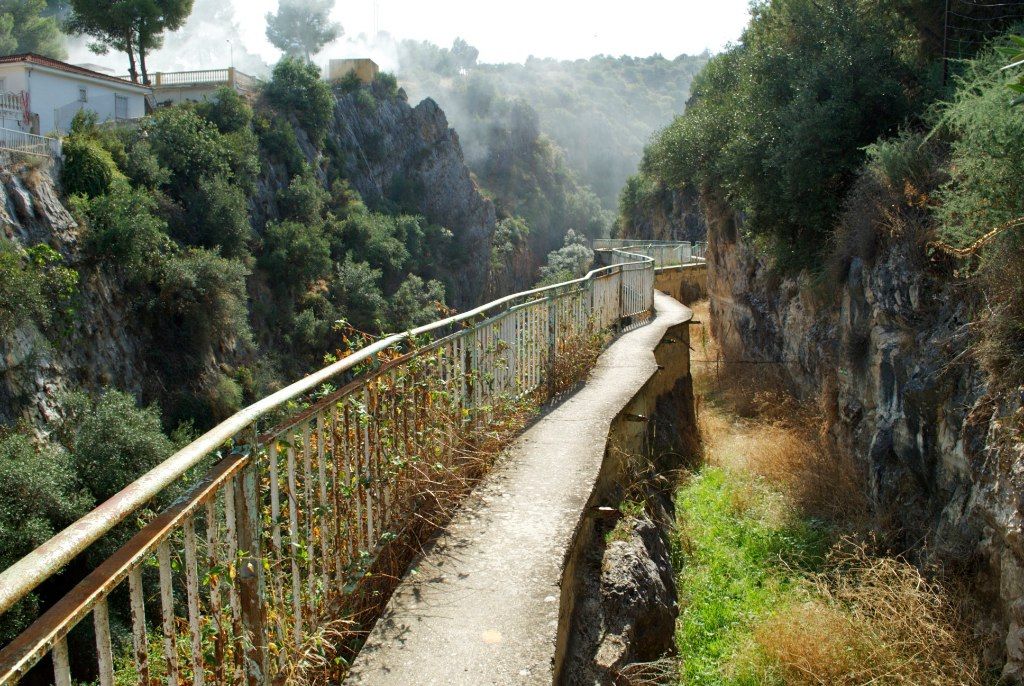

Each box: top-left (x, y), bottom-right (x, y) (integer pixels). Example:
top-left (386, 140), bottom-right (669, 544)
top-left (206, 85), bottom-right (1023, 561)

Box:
top-left (0, 433), bottom-right (91, 644)
top-left (265, 57), bottom-right (334, 146)
top-left (537, 229), bottom-right (593, 286)
top-left (61, 136), bottom-right (121, 197)
top-left (930, 43), bottom-right (1024, 389)
top-left (640, 0), bottom-right (927, 267)
top-left (0, 240), bottom-right (78, 335)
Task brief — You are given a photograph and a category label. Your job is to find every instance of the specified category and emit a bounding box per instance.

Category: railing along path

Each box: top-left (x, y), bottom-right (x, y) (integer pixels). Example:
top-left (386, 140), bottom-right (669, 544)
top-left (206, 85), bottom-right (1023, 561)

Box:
top-left (0, 127), bottom-right (61, 158)
top-left (0, 243), bottom-right (694, 685)
top-left (594, 238), bottom-right (706, 265)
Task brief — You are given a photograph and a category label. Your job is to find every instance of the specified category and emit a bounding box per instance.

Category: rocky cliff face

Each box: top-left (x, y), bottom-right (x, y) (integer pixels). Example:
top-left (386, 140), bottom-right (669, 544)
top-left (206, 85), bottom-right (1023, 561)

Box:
top-left (707, 210), bottom-right (1024, 680)
top-left (0, 84), bottom-right (497, 431)
top-left (618, 183), bottom-right (705, 243)
top-left (252, 83), bottom-right (495, 309)
top-left (0, 164), bottom-right (150, 429)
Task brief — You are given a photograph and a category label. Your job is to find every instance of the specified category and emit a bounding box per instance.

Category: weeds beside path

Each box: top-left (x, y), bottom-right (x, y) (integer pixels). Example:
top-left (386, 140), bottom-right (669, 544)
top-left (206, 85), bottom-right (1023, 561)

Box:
top-left (673, 301), bottom-right (991, 686)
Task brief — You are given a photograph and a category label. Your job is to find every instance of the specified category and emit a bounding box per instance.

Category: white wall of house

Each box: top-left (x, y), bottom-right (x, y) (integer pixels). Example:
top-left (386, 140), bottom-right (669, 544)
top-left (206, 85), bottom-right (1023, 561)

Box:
top-left (0, 63), bottom-right (148, 135)
top-left (151, 84), bottom-right (221, 105)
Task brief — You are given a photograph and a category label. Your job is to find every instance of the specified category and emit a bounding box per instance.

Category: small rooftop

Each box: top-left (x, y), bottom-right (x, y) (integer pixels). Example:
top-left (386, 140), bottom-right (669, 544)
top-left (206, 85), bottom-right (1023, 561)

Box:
top-left (0, 53), bottom-right (151, 90)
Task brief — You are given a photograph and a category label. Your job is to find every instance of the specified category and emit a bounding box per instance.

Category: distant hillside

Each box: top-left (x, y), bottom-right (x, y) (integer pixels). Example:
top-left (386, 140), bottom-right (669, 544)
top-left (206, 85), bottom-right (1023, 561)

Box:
top-left (398, 41), bottom-right (709, 212)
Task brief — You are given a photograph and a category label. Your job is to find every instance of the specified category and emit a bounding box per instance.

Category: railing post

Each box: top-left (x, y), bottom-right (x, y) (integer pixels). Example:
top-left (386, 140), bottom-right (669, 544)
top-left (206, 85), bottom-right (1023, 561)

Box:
top-left (617, 267), bottom-right (624, 326)
top-left (234, 444), bottom-right (267, 686)
top-left (546, 292), bottom-right (557, 398)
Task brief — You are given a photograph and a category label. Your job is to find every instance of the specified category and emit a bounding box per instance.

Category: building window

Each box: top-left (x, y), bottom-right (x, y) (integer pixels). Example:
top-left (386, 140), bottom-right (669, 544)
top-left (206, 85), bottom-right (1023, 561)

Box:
top-left (78, 87), bottom-right (87, 102)
top-left (0, 78), bottom-right (6, 93)
top-left (114, 94), bottom-right (128, 119)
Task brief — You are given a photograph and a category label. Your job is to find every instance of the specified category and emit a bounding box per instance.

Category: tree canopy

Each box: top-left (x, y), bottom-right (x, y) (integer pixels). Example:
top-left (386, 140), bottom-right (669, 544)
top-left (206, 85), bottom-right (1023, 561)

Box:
top-left (265, 0), bottom-right (340, 61)
top-left (64, 0), bottom-right (193, 83)
top-left (0, 0), bottom-right (66, 58)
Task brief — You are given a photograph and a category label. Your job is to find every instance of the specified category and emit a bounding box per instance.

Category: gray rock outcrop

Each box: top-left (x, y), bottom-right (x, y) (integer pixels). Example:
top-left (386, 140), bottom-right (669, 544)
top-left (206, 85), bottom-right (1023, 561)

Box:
top-left (707, 206), bottom-right (1024, 681)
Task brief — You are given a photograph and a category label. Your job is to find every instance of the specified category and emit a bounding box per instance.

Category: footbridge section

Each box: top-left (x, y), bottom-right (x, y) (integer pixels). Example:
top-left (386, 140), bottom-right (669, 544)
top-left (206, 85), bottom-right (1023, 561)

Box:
top-left (0, 242), bottom-right (704, 686)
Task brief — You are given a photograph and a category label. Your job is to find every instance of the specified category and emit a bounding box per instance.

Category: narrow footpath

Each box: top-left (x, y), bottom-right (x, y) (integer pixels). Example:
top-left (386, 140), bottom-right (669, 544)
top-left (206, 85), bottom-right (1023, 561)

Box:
top-left (347, 292), bottom-right (691, 685)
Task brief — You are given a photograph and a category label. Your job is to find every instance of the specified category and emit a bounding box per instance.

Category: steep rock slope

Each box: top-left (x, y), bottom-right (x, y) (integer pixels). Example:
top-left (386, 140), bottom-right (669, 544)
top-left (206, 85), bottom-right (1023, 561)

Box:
top-left (0, 168), bottom-right (150, 428)
top-left (616, 181), bottom-right (706, 243)
top-left (707, 211), bottom-right (1024, 679)
top-left (0, 85), bottom-right (496, 432)
top-left (253, 83), bottom-right (495, 309)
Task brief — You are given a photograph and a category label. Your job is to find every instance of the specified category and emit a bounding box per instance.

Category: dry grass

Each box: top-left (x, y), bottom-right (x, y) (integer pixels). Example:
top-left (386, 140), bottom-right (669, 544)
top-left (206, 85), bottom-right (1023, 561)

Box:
top-left (679, 301), bottom-right (991, 685)
top-left (689, 300), bottom-right (869, 528)
top-left (739, 542), bottom-right (988, 686)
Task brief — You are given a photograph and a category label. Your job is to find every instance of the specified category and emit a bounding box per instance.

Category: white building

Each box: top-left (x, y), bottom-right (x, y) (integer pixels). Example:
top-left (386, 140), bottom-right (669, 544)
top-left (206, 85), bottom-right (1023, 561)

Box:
top-left (0, 53), bottom-right (151, 136)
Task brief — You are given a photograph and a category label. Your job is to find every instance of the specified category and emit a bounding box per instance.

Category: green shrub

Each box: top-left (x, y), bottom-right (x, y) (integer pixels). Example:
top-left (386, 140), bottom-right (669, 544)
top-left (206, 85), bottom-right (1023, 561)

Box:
top-left (386, 275), bottom-right (445, 330)
top-left (491, 215), bottom-right (530, 265)
top-left (337, 210), bottom-right (410, 275)
top-left (179, 176), bottom-right (252, 258)
top-left (0, 239), bottom-right (77, 335)
top-left (201, 371), bottom-right (244, 422)
top-left (333, 70), bottom-right (362, 94)
top-left (0, 241), bottom-right (48, 335)
top-left (77, 181), bottom-right (170, 272)
top-left (642, 0), bottom-right (924, 267)
top-left (221, 128), bottom-right (261, 190)
top-left (60, 389), bottom-right (175, 503)
top-left (276, 171), bottom-right (328, 224)
top-left (286, 300), bottom-right (336, 359)
top-left (375, 72), bottom-right (399, 98)
top-left (257, 114), bottom-right (306, 177)
top-left (266, 57), bottom-right (334, 146)
top-left (934, 46), bottom-right (1024, 248)
top-left (61, 136), bottom-right (121, 197)
top-left (25, 244), bottom-right (78, 328)
top-left (148, 107), bottom-right (232, 190)
top-left (196, 87), bottom-right (253, 134)
top-left (864, 129), bottom-right (939, 193)
top-left (537, 229), bottom-right (593, 286)
top-left (355, 88), bottom-right (377, 111)
top-left (117, 136), bottom-right (171, 189)
top-left (259, 219), bottom-right (332, 294)
top-left (330, 256), bottom-right (386, 331)
top-left (0, 433), bottom-right (91, 644)
top-left (152, 248), bottom-right (253, 360)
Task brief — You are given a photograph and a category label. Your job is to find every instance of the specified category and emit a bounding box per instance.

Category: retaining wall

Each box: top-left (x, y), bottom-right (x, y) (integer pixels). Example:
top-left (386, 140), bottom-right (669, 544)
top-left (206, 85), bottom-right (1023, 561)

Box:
top-left (654, 262), bottom-right (707, 304)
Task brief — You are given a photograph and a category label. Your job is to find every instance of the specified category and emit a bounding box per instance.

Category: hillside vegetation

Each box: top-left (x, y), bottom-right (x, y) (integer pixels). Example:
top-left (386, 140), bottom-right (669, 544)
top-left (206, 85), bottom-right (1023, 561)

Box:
top-left (400, 41), bottom-right (708, 211)
top-left (396, 41), bottom-right (707, 286)
top-left (0, 59), bottom-right (492, 648)
top-left (626, 0), bottom-right (1024, 388)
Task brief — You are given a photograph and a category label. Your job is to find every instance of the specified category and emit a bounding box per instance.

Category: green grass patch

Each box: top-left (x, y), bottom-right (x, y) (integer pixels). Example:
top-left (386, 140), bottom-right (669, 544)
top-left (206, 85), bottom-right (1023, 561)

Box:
top-left (674, 467), bottom-right (828, 685)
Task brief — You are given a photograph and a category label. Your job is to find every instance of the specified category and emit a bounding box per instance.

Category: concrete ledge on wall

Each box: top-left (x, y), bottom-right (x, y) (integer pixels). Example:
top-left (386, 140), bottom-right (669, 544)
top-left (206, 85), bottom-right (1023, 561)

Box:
top-left (655, 262), bottom-right (707, 305)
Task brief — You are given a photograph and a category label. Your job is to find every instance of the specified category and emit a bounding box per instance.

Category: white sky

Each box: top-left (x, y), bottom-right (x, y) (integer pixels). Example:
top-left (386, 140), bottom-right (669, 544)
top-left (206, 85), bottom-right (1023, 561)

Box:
top-left (69, 0), bottom-right (751, 73)
top-left (272, 0), bottom-right (751, 63)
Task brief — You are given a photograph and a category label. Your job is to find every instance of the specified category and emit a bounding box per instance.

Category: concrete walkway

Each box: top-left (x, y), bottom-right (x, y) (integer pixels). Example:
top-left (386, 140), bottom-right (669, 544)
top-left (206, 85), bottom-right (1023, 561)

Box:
top-left (347, 292), bottom-right (691, 685)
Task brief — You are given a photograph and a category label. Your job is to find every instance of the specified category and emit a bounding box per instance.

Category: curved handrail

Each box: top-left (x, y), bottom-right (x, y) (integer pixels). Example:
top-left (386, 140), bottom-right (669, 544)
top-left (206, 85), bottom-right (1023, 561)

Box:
top-left (0, 248), bottom-right (654, 618)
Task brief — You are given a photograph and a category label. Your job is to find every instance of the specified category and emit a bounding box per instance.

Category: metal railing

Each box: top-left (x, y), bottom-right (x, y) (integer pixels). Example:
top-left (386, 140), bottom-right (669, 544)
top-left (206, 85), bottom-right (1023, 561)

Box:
top-left (595, 239), bottom-right (706, 268)
top-left (0, 245), bottom-right (682, 685)
top-left (0, 126), bottom-right (61, 158)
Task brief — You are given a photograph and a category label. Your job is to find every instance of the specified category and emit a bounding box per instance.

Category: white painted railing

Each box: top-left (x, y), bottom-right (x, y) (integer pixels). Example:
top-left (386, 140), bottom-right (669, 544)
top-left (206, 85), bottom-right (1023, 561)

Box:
top-left (0, 127), bottom-right (61, 158)
top-left (595, 239), bottom-right (706, 268)
top-left (0, 245), bottom-right (678, 686)
top-left (0, 92), bottom-right (26, 117)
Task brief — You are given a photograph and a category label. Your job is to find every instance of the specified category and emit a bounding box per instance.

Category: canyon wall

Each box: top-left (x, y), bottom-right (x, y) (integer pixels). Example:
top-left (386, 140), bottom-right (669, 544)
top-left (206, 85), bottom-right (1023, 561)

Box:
top-left (707, 210), bottom-right (1024, 680)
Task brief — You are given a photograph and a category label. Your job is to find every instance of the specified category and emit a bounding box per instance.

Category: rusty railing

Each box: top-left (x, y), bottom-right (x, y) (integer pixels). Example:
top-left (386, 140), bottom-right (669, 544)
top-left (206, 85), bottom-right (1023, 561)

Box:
top-left (0, 245), bottom-right (689, 685)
